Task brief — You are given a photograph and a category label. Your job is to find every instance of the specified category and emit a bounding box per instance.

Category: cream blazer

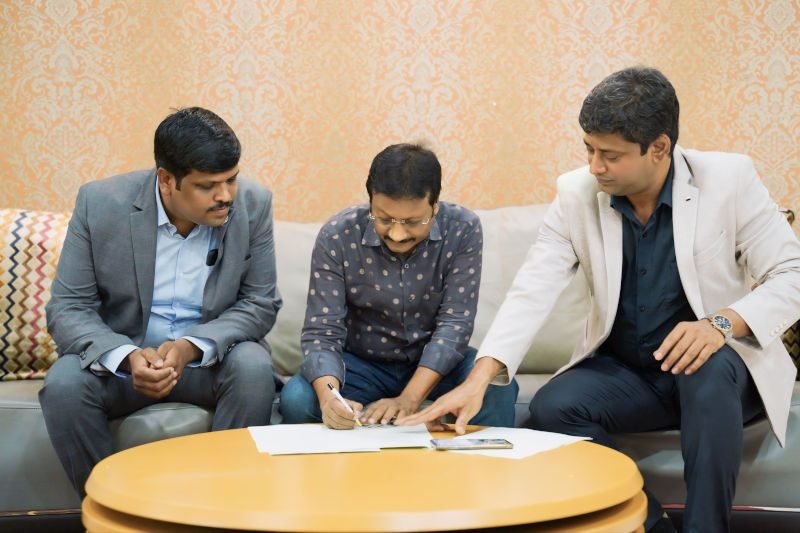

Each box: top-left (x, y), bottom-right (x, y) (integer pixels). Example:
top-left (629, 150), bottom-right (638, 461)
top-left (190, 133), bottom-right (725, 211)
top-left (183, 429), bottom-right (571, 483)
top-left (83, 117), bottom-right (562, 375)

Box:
top-left (478, 147), bottom-right (800, 445)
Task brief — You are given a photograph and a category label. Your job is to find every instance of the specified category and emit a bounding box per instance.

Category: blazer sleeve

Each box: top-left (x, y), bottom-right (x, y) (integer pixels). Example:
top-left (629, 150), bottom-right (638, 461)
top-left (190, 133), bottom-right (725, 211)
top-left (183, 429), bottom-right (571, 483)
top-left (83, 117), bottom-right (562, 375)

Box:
top-left (477, 193), bottom-right (580, 382)
top-left (727, 158), bottom-right (800, 349)
top-left (45, 185), bottom-right (136, 367)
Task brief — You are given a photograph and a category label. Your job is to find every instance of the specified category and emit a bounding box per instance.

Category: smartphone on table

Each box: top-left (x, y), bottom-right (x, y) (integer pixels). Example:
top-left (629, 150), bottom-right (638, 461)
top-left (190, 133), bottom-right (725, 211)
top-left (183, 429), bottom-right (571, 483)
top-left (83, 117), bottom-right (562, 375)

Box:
top-left (430, 438), bottom-right (513, 450)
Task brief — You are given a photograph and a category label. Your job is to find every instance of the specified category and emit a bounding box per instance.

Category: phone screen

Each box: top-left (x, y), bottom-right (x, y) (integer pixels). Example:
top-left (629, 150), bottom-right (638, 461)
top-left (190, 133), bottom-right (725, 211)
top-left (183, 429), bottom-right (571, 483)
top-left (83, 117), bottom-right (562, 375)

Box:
top-left (430, 438), bottom-right (513, 450)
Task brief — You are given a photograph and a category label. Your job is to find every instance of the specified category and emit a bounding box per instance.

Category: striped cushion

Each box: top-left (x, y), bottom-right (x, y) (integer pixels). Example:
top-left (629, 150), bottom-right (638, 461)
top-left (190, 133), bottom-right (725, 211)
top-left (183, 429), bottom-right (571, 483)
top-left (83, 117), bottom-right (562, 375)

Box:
top-left (0, 209), bottom-right (69, 380)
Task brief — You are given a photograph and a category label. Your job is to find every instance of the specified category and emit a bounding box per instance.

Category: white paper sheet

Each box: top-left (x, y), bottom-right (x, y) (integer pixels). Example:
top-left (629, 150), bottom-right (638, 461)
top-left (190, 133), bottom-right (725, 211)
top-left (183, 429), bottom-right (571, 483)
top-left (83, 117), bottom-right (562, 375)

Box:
top-left (248, 424), bottom-right (431, 455)
top-left (449, 427), bottom-right (590, 459)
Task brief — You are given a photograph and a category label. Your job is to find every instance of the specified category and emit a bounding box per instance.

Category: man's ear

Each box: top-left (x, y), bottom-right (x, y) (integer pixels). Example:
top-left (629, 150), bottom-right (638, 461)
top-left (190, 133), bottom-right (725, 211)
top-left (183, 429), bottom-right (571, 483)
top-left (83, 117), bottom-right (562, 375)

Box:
top-left (156, 168), bottom-right (176, 196)
top-left (650, 134), bottom-right (671, 162)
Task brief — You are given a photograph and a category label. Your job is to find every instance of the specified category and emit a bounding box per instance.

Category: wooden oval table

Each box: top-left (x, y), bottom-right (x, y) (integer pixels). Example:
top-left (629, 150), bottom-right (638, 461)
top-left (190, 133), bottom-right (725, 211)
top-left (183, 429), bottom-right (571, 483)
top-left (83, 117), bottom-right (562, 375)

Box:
top-left (83, 427), bottom-right (646, 532)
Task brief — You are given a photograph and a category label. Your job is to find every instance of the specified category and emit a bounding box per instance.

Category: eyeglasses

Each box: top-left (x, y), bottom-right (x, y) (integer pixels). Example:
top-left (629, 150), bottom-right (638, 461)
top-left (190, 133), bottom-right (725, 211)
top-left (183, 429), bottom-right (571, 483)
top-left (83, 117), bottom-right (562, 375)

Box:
top-left (368, 207), bottom-right (435, 229)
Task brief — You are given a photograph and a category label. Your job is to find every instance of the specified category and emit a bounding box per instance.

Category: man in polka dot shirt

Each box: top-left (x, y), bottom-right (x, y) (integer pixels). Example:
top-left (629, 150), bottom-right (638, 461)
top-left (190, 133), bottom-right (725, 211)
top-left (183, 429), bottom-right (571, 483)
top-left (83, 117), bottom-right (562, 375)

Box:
top-left (279, 144), bottom-right (518, 429)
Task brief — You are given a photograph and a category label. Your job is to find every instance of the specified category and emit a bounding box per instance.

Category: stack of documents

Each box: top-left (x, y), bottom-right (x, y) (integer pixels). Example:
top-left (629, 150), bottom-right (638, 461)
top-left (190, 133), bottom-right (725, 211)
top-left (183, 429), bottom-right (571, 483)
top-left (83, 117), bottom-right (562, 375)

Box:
top-left (248, 424), bottom-right (432, 455)
top-left (450, 427), bottom-right (590, 459)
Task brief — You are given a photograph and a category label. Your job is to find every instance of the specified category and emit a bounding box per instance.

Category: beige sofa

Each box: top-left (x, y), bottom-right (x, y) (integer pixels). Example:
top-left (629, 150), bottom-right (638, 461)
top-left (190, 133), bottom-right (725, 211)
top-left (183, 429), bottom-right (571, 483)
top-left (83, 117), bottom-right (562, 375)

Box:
top-left (1, 204), bottom-right (798, 530)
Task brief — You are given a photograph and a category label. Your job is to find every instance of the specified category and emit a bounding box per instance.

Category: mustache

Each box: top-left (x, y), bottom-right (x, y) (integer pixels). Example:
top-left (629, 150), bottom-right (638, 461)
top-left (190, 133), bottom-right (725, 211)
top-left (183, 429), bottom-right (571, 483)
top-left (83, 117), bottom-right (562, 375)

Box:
top-left (208, 202), bottom-right (233, 212)
top-left (385, 236), bottom-right (415, 244)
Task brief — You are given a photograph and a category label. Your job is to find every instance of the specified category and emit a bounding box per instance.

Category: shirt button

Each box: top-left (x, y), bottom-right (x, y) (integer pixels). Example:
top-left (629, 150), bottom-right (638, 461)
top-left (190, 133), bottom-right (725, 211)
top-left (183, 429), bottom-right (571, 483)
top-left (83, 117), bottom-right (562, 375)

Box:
top-left (642, 232), bottom-right (648, 239)
top-left (639, 268), bottom-right (647, 276)
top-left (408, 294), bottom-right (416, 301)
top-left (404, 264), bottom-right (410, 269)
top-left (639, 305), bottom-right (646, 312)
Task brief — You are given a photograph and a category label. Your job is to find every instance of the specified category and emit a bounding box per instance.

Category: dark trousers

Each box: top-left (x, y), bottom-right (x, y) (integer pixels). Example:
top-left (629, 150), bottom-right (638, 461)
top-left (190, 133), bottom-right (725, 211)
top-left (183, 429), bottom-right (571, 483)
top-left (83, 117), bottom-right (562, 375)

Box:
top-left (39, 342), bottom-right (275, 498)
top-left (528, 346), bottom-right (763, 533)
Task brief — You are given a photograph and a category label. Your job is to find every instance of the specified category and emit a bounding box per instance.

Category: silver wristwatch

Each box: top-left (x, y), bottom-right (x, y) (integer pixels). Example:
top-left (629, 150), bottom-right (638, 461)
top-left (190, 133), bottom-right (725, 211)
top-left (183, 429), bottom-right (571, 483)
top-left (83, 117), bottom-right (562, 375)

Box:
top-left (705, 314), bottom-right (733, 341)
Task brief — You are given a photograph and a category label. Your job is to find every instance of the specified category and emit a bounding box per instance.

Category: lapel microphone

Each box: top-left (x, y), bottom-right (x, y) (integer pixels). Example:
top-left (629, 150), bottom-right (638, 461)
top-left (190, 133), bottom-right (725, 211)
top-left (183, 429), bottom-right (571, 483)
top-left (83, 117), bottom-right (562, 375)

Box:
top-left (206, 248), bottom-right (219, 266)
top-left (206, 208), bottom-right (229, 267)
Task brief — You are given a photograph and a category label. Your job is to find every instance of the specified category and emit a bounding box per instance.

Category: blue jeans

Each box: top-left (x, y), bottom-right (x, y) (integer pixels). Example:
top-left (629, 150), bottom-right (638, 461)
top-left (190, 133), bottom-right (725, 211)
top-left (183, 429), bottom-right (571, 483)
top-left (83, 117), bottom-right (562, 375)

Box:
top-left (279, 347), bottom-right (518, 427)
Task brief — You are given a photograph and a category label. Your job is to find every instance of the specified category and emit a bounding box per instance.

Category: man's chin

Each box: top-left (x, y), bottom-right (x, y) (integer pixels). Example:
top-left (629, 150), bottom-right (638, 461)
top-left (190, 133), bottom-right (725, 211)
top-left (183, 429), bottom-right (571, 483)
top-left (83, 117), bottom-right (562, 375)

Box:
top-left (204, 208), bottom-right (230, 225)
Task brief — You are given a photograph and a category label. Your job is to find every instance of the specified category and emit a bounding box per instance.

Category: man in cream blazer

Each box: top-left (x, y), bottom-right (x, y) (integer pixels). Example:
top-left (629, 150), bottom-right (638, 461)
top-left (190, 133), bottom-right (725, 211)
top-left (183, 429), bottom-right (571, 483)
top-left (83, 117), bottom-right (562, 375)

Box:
top-left (401, 67), bottom-right (800, 532)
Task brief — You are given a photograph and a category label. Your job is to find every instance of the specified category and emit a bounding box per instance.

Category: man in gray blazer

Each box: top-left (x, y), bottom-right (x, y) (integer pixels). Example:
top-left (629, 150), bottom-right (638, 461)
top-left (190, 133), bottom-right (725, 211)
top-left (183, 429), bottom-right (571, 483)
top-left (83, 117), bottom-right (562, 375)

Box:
top-left (39, 107), bottom-right (282, 497)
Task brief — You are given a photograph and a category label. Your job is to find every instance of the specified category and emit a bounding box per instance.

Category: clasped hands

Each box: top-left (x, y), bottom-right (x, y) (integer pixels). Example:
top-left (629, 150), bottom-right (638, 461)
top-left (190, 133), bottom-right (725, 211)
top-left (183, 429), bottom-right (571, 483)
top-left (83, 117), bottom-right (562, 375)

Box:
top-left (120, 339), bottom-right (201, 399)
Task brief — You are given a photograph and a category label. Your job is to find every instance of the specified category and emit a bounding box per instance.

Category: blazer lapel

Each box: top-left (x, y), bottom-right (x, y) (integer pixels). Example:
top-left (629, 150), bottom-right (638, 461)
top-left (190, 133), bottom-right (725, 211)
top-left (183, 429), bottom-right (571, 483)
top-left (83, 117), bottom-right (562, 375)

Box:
top-left (201, 203), bottom-right (236, 321)
top-left (671, 148), bottom-right (704, 318)
top-left (131, 172), bottom-right (158, 326)
top-left (598, 191), bottom-right (623, 333)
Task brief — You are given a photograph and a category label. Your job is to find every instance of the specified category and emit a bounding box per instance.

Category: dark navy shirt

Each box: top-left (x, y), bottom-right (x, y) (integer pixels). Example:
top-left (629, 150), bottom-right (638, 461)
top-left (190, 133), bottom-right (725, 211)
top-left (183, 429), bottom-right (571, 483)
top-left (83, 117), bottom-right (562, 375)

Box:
top-left (300, 202), bottom-right (483, 385)
top-left (598, 163), bottom-right (697, 369)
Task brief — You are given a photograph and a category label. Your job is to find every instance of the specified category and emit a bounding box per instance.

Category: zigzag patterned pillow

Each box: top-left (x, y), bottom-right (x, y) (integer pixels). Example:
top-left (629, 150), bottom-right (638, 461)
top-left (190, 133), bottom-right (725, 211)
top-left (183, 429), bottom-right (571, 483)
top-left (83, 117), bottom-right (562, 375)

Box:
top-left (0, 209), bottom-right (69, 380)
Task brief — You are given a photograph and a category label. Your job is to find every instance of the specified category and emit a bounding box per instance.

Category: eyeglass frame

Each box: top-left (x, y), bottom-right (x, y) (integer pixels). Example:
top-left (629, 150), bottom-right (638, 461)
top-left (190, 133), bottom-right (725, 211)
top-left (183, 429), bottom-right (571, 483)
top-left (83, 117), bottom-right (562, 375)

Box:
top-left (367, 204), bottom-right (437, 229)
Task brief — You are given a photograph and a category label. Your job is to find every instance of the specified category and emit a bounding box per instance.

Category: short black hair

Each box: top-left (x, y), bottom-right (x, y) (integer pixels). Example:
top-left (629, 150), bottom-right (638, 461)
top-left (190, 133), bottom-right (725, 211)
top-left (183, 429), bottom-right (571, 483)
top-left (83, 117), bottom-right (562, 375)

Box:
top-left (154, 107), bottom-right (240, 188)
top-left (579, 66), bottom-right (679, 156)
top-left (366, 144), bottom-right (441, 205)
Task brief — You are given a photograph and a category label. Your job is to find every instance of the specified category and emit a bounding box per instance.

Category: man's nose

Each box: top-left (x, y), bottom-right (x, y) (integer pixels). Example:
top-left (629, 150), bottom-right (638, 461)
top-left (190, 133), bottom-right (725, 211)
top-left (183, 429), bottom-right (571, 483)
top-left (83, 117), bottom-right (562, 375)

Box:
top-left (589, 152), bottom-right (606, 176)
top-left (215, 183), bottom-right (233, 204)
top-left (387, 222), bottom-right (410, 242)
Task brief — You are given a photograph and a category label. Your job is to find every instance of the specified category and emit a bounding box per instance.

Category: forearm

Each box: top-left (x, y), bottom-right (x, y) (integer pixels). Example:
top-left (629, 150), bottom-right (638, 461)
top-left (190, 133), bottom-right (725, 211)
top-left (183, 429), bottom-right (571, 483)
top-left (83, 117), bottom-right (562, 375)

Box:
top-left (400, 367), bottom-right (443, 406)
top-left (312, 375), bottom-right (341, 406)
top-left (464, 357), bottom-right (507, 389)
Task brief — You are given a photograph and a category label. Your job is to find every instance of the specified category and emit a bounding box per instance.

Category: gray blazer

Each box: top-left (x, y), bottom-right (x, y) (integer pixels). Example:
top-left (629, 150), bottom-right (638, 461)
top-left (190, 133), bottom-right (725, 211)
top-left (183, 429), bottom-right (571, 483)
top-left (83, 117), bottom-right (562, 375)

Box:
top-left (46, 169), bottom-right (282, 368)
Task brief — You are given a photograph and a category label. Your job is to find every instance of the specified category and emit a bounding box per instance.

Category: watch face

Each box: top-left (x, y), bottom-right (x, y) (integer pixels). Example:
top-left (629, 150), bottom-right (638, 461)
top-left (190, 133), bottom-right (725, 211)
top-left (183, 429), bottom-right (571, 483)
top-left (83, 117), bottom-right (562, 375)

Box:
top-left (713, 315), bottom-right (732, 330)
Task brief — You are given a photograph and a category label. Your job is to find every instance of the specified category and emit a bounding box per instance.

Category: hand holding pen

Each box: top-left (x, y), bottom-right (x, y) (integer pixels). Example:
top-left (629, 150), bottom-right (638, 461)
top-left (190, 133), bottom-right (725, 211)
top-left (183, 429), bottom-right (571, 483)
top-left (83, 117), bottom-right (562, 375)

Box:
top-left (323, 383), bottom-right (363, 429)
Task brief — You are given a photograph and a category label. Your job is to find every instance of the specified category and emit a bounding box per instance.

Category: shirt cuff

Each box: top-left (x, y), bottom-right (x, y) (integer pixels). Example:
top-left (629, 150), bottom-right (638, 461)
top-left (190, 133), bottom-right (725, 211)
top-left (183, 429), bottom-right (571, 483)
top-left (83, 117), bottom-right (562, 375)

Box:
top-left (93, 344), bottom-right (138, 377)
top-left (419, 341), bottom-right (462, 376)
top-left (300, 350), bottom-right (345, 385)
top-left (182, 336), bottom-right (217, 367)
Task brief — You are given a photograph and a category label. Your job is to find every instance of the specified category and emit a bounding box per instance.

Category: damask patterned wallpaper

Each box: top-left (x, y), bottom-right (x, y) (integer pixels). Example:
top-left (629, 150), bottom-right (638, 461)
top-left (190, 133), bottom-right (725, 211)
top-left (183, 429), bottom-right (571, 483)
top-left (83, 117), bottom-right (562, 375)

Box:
top-left (1, 1), bottom-right (798, 227)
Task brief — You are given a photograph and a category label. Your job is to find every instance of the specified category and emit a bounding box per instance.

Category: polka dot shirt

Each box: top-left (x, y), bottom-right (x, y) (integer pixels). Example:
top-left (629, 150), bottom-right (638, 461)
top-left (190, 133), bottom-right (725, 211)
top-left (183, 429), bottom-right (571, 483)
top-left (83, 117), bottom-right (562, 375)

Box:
top-left (299, 201), bottom-right (483, 385)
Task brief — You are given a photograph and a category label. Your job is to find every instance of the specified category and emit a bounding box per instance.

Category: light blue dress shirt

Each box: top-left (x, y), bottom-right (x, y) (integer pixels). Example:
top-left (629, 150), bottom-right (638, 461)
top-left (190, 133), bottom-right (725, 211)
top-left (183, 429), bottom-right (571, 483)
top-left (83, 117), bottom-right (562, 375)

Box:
top-left (94, 181), bottom-right (219, 375)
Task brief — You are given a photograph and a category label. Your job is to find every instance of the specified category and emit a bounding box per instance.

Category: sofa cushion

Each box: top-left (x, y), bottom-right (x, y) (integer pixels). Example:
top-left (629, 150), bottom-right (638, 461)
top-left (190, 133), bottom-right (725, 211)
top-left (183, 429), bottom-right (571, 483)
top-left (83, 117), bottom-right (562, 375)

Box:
top-left (267, 219), bottom-right (321, 378)
top-left (0, 209), bottom-right (68, 381)
top-left (472, 205), bottom-right (589, 374)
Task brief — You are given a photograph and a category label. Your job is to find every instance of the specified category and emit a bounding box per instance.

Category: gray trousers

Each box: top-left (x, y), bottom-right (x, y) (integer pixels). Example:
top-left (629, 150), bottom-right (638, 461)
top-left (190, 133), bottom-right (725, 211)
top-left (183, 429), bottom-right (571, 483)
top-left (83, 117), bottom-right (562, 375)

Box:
top-left (39, 341), bottom-right (275, 497)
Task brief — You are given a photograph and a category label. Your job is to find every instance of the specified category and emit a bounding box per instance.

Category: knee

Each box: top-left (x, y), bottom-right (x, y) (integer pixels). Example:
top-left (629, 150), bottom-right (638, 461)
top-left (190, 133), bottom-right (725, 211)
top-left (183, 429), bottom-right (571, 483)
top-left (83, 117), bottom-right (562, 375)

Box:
top-left (40, 355), bottom-right (97, 409)
top-left (278, 375), bottom-right (318, 423)
top-left (528, 384), bottom-right (575, 431)
top-left (223, 342), bottom-right (275, 394)
top-left (679, 347), bottom-right (743, 405)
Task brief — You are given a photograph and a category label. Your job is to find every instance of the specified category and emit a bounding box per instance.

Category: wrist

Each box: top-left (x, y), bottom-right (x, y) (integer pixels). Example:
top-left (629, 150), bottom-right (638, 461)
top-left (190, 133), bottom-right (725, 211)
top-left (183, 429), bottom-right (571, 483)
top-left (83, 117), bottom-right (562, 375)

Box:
top-left (704, 313), bottom-right (733, 342)
top-left (464, 357), bottom-right (502, 390)
top-left (398, 391), bottom-right (424, 410)
top-left (177, 339), bottom-right (202, 364)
